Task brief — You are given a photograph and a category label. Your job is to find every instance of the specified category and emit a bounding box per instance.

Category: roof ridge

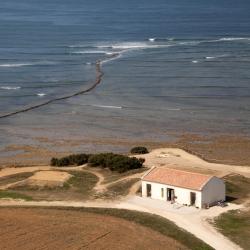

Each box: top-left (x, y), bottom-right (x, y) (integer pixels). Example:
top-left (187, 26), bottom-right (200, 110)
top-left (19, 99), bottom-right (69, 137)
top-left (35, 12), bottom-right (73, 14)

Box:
top-left (142, 167), bottom-right (214, 191)
top-left (155, 166), bottom-right (213, 178)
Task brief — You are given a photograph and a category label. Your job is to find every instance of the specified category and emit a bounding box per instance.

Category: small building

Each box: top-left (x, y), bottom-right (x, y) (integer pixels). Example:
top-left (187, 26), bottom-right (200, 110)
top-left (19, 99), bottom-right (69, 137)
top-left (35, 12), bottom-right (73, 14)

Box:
top-left (141, 167), bottom-right (225, 208)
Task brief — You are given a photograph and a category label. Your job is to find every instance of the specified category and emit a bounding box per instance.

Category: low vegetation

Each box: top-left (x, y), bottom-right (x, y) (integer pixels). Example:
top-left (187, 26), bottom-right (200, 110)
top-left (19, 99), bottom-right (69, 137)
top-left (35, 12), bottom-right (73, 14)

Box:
top-left (214, 209), bottom-right (250, 250)
top-left (223, 174), bottom-right (250, 203)
top-left (99, 178), bottom-right (140, 199)
top-left (51, 153), bottom-right (91, 167)
top-left (66, 171), bottom-right (98, 196)
top-left (10, 171), bottom-right (98, 201)
top-left (51, 152), bottom-right (145, 173)
top-left (102, 167), bottom-right (147, 184)
top-left (88, 153), bottom-right (145, 173)
top-left (0, 172), bottom-right (34, 186)
top-left (0, 190), bottom-right (33, 201)
top-left (130, 146), bottom-right (149, 154)
top-left (52, 207), bottom-right (213, 250)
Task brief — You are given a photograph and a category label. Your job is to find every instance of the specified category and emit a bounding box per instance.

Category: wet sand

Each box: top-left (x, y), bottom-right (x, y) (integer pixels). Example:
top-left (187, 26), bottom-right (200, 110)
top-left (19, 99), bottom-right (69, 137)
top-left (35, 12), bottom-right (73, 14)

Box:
top-left (0, 134), bottom-right (250, 167)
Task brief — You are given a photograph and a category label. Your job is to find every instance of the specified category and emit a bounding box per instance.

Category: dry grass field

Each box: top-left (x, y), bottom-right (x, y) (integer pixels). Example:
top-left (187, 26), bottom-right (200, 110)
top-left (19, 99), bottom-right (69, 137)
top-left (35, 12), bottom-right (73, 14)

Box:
top-left (0, 207), bottom-right (187, 250)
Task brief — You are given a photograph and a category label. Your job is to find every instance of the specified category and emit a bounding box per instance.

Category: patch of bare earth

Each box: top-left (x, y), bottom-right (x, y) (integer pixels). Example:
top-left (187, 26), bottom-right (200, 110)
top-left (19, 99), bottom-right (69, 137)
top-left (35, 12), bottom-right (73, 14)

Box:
top-left (0, 208), bottom-right (186, 250)
top-left (26, 171), bottom-right (72, 188)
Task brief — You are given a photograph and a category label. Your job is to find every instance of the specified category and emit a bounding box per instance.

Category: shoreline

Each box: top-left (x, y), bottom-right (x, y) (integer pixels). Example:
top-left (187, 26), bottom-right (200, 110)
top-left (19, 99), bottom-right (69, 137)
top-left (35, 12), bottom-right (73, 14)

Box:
top-left (1, 133), bottom-right (250, 168)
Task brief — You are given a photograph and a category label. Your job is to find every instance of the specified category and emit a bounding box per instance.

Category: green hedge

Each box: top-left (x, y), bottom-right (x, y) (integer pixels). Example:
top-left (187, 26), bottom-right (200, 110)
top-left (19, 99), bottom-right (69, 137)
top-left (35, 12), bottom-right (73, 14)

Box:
top-left (51, 153), bottom-right (91, 167)
top-left (88, 153), bottom-right (144, 173)
top-left (130, 146), bottom-right (149, 154)
top-left (50, 152), bottom-right (144, 173)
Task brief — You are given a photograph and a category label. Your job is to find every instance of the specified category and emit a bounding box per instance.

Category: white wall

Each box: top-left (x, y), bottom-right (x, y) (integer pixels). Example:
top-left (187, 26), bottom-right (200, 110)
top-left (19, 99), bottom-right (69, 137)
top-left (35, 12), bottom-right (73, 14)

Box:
top-left (142, 181), bottom-right (202, 208)
top-left (201, 177), bottom-right (225, 207)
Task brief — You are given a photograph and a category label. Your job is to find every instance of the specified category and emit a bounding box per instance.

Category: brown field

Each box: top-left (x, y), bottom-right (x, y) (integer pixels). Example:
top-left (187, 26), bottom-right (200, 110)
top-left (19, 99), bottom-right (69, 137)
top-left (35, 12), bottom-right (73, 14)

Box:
top-left (0, 208), bottom-right (186, 250)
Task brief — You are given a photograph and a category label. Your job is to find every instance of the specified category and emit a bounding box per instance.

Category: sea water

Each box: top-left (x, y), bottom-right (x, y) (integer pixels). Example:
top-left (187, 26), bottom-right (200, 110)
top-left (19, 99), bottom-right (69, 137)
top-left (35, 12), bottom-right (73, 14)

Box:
top-left (0, 0), bottom-right (250, 153)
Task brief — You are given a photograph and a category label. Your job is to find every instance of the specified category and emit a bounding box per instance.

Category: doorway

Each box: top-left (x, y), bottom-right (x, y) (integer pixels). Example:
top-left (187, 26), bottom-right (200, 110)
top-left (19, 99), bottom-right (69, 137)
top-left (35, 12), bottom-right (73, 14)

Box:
top-left (146, 184), bottom-right (151, 197)
top-left (167, 188), bottom-right (175, 201)
top-left (190, 192), bottom-right (196, 206)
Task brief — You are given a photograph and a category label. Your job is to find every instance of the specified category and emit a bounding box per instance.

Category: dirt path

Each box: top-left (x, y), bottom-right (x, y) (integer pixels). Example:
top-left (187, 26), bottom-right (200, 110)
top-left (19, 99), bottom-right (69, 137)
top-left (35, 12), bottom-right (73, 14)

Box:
top-left (81, 168), bottom-right (105, 192)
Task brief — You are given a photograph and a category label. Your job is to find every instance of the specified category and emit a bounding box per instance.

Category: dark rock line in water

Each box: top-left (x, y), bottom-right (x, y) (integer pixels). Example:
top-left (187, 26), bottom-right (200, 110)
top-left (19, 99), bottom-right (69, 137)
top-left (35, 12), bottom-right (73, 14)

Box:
top-left (0, 61), bottom-right (104, 119)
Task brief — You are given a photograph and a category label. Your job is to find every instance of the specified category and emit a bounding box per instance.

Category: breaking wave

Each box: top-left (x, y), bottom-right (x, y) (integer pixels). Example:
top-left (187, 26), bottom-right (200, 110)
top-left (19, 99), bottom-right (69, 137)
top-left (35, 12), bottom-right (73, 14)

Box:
top-left (0, 61), bottom-right (56, 68)
top-left (0, 86), bottom-right (21, 90)
top-left (0, 63), bottom-right (33, 68)
top-left (37, 93), bottom-right (46, 97)
top-left (92, 104), bottom-right (122, 109)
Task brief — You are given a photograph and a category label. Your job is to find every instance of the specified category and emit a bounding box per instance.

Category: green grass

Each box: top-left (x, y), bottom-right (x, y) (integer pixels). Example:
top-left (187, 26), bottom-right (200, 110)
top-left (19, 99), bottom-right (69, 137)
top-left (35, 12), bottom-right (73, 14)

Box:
top-left (223, 174), bottom-right (250, 203)
top-left (0, 190), bottom-right (33, 201)
top-left (66, 171), bottom-right (98, 195)
top-left (107, 178), bottom-right (140, 196)
top-left (40, 206), bottom-right (213, 250)
top-left (214, 209), bottom-right (250, 250)
top-left (0, 172), bottom-right (34, 186)
top-left (102, 167), bottom-right (147, 184)
top-left (9, 171), bottom-right (99, 201)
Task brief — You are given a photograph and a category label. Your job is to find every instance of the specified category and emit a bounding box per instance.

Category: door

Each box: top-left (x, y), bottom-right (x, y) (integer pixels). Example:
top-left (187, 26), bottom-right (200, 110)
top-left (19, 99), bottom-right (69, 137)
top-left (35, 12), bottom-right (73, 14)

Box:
top-left (190, 192), bottom-right (196, 206)
top-left (167, 188), bottom-right (175, 201)
top-left (146, 184), bottom-right (151, 197)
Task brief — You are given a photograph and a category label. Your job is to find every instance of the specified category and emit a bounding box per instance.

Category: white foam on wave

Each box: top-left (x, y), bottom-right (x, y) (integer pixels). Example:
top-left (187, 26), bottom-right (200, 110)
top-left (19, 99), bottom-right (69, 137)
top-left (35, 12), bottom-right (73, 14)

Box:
top-left (37, 93), bottom-right (46, 97)
top-left (192, 60), bottom-right (199, 63)
top-left (205, 54), bottom-right (228, 60)
top-left (218, 37), bottom-right (250, 41)
top-left (166, 108), bottom-right (181, 111)
top-left (148, 38), bottom-right (156, 42)
top-left (110, 42), bottom-right (168, 50)
top-left (72, 50), bottom-right (109, 54)
top-left (100, 53), bottom-right (122, 65)
top-left (0, 86), bottom-right (21, 90)
top-left (92, 104), bottom-right (122, 109)
top-left (0, 61), bottom-right (56, 68)
top-left (0, 63), bottom-right (33, 68)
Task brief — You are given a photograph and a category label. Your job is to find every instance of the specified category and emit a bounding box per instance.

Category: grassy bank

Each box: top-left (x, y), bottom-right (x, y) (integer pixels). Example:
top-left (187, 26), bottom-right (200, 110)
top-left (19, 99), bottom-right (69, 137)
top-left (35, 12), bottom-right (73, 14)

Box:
top-left (214, 209), bottom-right (250, 250)
top-left (223, 174), bottom-right (250, 203)
top-left (0, 190), bottom-right (33, 201)
top-left (0, 172), bottom-right (34, 186)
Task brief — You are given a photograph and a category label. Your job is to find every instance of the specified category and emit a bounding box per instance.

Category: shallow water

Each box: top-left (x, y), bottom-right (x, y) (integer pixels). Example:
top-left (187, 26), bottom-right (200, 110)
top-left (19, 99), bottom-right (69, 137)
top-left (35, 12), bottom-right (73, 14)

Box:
top-left (0, 0), bottom-right (250, 154)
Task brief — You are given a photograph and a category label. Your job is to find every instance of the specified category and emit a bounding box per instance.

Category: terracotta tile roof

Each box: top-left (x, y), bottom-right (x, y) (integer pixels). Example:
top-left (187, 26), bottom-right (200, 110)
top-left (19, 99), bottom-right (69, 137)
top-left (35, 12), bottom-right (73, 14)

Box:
top-left (142, 167), bottom-right (213, 191)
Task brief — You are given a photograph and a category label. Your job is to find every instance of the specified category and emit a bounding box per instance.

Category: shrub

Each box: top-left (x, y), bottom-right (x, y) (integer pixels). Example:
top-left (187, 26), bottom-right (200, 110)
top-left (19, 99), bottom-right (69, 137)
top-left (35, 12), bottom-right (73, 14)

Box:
top-left (88, 153), bottom-right (144, 173)
top-left (88, 153), bottom-right (114, 168)
top-left (50, 154), bottom-right (91, 167)
top-left (51, 152), bottom-right (144, 172)
top-left (130, 146), bottom-right (149, 155)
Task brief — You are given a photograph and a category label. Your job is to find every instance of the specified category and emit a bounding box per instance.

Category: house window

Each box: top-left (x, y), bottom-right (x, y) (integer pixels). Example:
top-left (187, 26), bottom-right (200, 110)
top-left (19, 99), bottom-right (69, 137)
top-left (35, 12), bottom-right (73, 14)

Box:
top-left (161, 188), bottom-right (164, 198)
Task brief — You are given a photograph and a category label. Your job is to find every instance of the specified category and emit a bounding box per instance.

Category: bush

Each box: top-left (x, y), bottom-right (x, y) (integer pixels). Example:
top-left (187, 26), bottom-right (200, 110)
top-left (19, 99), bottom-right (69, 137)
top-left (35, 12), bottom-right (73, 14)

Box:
top-left (51, 152), bottom-right (144, 172)
top-left (88, 153), bottom-right (114, 168)
top-left (88, 153), bottom-right (144, 173)
top-left (130, 146), bottom-right (149, 155)
top-left (50, 154), bottom-right (91, 167)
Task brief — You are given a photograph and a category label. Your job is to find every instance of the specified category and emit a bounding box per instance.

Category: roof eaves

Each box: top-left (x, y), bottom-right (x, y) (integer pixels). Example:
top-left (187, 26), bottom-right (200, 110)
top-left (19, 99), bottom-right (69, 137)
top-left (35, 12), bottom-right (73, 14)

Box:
top-left (141, 166), bottom-right (156, 180)
top-left (199, 176), bottom-right (214, 191)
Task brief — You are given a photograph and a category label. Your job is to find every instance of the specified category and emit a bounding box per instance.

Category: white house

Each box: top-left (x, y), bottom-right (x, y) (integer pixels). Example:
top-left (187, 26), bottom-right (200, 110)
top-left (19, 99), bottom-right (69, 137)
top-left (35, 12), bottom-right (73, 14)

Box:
top-left (141, 167), bottom-right (225, 208)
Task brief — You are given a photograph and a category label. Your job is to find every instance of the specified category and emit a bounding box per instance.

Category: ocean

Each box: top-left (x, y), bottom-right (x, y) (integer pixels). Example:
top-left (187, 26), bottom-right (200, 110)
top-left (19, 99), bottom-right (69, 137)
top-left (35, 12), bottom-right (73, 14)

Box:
top-left (0, 0), bottom-right (250, 155)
